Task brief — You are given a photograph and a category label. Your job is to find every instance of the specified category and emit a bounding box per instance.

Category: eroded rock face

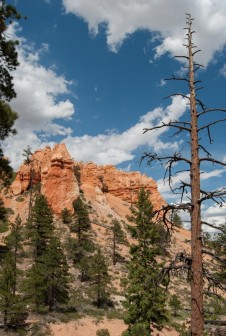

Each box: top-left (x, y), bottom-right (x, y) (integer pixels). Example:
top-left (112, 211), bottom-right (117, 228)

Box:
top-left (78, 162), bottom-right (165, 210)
top-left (10, 144), bottom-right (164, 216)
top-left (11, 144), bottom-right (80, 215)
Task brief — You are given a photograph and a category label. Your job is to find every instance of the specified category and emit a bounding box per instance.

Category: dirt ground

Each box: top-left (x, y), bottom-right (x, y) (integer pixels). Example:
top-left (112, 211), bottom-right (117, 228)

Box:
top-left (50, 317), bottom-right (179, 336)
top-left (50, 317), bottom-right (126, 336)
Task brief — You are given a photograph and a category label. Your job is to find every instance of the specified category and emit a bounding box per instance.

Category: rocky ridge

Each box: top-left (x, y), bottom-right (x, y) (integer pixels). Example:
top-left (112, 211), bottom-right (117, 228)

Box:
top-left (9, 143), bottom-right (165, 218)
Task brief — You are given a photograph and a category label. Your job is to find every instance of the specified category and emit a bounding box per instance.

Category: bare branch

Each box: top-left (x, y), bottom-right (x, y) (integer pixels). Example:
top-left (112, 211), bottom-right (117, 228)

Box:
top-left (141, 152), bottom-right (192, 166)
top-left (202, 221), bottom-right (226, 233)
top-left (199, 188), bottom-right (226, 204)
top-left (198, 108), bottom-right (226, 117)
top-left (163, 93), bottom-right (190, 101)
top-left (198, 118), bottom-right (226, 132)
top-left (143, 121), bottom-right (190, 134)
top-left (165, 75), bottom-right (189, 83)
top-left (199, 157), bottom-right (226, 167)
top-left (192, 50), bottom-right (201, 56)
top-left (202, 248), bottom-right (226, 265)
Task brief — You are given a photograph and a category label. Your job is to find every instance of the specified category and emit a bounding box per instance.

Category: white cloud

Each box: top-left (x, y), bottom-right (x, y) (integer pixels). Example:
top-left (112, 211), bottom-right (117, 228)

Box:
top-left (3, 23), bottom-right (188, 171)
top-left (62, 0), bottom-right (226, 66)
top-left (63, 95), bottom-right (187, 165)
top-left (157, 168), bottom-right (226, 204)
top-left (201, 169), bottom-right (226, 180)
top-left (3, 25), bottom-right (75, 168)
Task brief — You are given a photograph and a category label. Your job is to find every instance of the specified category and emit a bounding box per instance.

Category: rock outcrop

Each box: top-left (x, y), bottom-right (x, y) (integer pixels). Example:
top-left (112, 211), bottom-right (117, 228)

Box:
top-left (11, 144), bottom-right (79, 215)
top-left (9, 143), bottom-right (165, 216)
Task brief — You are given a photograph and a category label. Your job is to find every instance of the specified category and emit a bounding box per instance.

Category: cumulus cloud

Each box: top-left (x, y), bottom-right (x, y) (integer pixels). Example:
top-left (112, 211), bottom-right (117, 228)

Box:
top-left (62, 0), bottom-right (226, 66)
top-left (157, 168), bottom-right (226, 203)
top-left (3, 25), bottom-right (75, 168)
top-left (62, 95), bottom-right (187, 165)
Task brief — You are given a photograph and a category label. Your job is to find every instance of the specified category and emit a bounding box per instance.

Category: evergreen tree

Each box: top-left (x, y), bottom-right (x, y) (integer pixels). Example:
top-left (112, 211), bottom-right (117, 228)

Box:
top-left (0, 216), bottom-right (27, 330)
top-left (123, 188), bottom-right (168, 335)
top-left (0, 149), bottom-right (13, 186)
top-left (28, 236), bottom-right (70, 312)
top-left (172, 212), bottom-right (183, 228)
top-left (71, 196), bottom-right (91, 238)
top-left (213, 222), bottom-right (226, 285)
top-left (111, 218), bottom-right (126, 265)
top-left (0, 1), bottom-right (23, 184)
top-left (0, 0), bottom-right (23, 101)
top-left (5, 215), bottom-right (23, 295)
top-left (61, 207), bottom-right (72, 225)
top-left (169, 294), bottom-right (181, 317)
top-left (42, 236), bottom-right (70, 311)
top-left (0, 252), bottom-right (27, 330)
top-left (29, 194), bottom-right (54, 259)
top-left (26, 194), bottom-right (54, 310)
top-left (69, 196), bottom-right (95, 281)
top-left (89, 248), bottom-right (111, 308)
top-left (0, 196), bottom-right (7, 221)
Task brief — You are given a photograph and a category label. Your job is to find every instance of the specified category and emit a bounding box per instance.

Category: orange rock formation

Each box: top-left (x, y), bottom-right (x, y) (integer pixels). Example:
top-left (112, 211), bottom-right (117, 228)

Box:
top-left (10, 143), bottom-right (165, 216)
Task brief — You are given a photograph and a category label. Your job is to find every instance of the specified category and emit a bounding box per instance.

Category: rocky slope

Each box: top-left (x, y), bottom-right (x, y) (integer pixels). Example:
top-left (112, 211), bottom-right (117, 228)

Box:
top-left (0, 143), bottom-right (193, 336)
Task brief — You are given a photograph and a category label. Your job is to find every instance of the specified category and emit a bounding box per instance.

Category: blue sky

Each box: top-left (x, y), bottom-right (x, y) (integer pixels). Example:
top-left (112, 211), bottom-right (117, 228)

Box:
top-left (3, 0), bottom-right (226, 226)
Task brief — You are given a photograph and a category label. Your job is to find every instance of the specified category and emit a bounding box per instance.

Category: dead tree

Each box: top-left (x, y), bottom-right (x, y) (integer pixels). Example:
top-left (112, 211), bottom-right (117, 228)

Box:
top-left (143, 14), bottom-right (226, 335)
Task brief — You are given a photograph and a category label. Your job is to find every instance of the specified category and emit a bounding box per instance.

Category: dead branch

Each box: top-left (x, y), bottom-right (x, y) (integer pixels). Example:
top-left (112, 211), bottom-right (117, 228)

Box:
top-left (198, 118), bottom-right (226, 132)
top-left (199, 157), bottom-right (226, 167)
top-left (163, 93), bottom-right (190, 101)
top-left (198, 108), bottom-right (226, 117)
top-left (202, 248), bottom-right (226, 265)
top-left (202, 221), bottom-right (226, 234)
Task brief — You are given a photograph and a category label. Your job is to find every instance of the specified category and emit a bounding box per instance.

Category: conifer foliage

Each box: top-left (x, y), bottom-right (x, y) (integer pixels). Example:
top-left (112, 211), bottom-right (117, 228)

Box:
top-left (111, 218), bottom-right (126, 265)
top-left (89, 248), bottom-right (111, 308)
top-left (29, 194), bottom-right (54, 259)
top-left (0, 215), bottom-right (27, 330)
top-left (123, 188), bottom-right (168, 335)
top-left (68, 196), bottom-right (95, 281)
top-left (27, 194), bottom-right (69, 311)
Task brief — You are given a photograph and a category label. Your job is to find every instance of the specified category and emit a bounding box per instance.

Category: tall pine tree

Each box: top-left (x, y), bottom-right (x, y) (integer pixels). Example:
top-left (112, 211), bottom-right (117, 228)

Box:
top-left (123, 188), bottom-right (168, 335)
top-left (89, 248), bottom-right (111, 308)
top-left (27, 194), bottom-right (54, 310)
top-left (40, 236), bottom-right (70, 312)
top-left (69, 196), bottom-right (95, 281)
top-left (0, 215), bottom-right (27, 330)
top-left (28, 194), bottom-right (54, 259)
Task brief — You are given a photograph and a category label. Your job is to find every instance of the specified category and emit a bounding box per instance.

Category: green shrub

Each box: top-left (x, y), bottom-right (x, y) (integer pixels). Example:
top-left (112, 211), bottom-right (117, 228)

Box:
top-left (96, 329), bottom-right (110, 336)
top-left (16, 196), bottom-right (25, 202)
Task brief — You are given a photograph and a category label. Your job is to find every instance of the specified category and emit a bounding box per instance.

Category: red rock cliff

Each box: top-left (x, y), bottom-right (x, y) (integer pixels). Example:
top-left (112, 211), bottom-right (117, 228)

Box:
top-left (10, 143), bottom-right (165, 216)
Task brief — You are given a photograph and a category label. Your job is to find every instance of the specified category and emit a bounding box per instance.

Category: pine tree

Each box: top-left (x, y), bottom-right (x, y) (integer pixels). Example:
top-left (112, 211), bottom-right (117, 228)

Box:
top-left (0, 216), bottom-right (27, 330)
top-left (61, 207), bottom-right (72, 225)
top-left (5, 215), bottom-right (23, 295)
top-left (0, 1), bottom-right (23, 184)
top-left (0, 196), bottom-right (7, 225)
top-left (0, 0), bottom-right (23, 101)
top-left (71, 196), bottom-right (91, 238)
top-left (69, 196), bottom-right (95, 281)
top-left (123, 188), bottom-right (168, 335)
top-left (29, 194), bottom-right (54, 259)
top-left (26, 194), bottom-right (54, 310)
top-left (111, 218), bottom-right (126, 265)
top-left (28, 230), bottom-right (70, 311)
top-left (41, 236), bottom-right (70, 312)
top-left (89, 248), bottom-right (111, 308)
top-left (0, 252), bottom-right (27, 330)
top-left (169, 294), bottom-right (181, 317)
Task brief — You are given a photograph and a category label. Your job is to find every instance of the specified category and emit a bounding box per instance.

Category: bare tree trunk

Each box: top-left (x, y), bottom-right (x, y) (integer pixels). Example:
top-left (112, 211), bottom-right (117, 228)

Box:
top-left (188, 17), bottom-right (204, 335)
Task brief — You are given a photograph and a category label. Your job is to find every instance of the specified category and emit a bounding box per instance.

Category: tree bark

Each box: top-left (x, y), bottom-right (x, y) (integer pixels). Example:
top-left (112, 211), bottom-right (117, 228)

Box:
top-left (188, 17), bottom-right (204, 335)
